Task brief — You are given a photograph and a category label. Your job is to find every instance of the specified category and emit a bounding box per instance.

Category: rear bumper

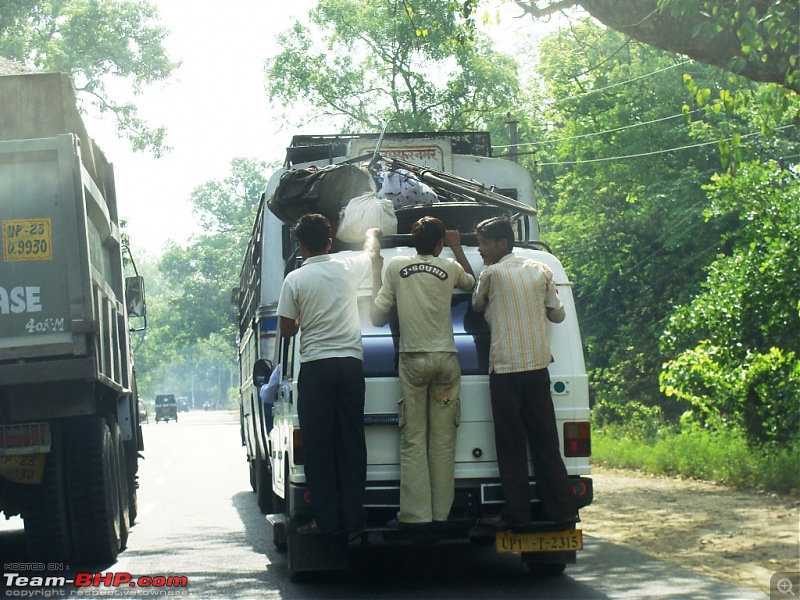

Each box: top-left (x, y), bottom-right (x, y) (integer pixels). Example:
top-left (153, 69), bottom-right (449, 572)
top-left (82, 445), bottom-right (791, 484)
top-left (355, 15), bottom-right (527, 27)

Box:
top-left (287, 475), bottom-right (593, 526)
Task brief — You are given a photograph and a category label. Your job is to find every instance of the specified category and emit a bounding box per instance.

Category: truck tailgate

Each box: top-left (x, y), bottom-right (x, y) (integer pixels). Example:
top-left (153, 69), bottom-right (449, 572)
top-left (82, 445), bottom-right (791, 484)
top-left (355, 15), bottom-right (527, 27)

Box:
top-left (0, 135), bottom-right (94, 362)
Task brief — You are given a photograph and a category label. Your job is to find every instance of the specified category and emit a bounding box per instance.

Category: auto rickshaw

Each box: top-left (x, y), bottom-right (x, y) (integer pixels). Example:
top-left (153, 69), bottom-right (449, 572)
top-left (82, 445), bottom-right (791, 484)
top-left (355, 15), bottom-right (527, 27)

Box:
top-left (155, 394), bottom-right (178, 423)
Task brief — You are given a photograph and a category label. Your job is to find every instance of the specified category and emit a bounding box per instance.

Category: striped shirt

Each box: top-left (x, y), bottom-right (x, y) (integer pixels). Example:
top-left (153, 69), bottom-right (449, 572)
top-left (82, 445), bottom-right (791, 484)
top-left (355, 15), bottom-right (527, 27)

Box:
top-left (471, 253), bottom-right (565, 373)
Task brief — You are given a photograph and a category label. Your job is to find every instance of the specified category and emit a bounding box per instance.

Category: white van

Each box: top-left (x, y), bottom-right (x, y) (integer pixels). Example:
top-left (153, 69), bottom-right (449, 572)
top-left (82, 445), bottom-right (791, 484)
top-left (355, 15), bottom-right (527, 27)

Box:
top-left (234, 133), bottom-right (593, 581)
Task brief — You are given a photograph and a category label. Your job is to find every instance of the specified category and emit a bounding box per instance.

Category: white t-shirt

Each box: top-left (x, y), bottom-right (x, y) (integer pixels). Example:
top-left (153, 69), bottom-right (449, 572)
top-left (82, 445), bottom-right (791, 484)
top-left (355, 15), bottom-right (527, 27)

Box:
top-left (277, 253), bottom-right (370, 363)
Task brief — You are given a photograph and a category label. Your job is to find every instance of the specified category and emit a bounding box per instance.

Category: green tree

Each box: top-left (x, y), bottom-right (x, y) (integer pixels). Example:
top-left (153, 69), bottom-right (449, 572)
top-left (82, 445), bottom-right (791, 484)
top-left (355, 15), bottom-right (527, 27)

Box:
top-left (526, 22), bottom-right (729, 411)
top-left (510, 19), bottom-right (797, 418)
top-left (266, 0), bottom-right (520, 134)
top-left (134, 158), bottom-right (269, 402)
top-left (660, 160), bottom-right (800, 447)
top-left (0, 0), bottom-right (178, 155)
top-left (460, 0), bottom-right (799, 92)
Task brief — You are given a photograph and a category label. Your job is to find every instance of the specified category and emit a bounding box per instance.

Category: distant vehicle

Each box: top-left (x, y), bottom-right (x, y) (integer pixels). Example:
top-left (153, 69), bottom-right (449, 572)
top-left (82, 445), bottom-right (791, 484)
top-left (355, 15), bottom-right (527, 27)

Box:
top-left (177, 397), bottom-right (190, 412)
top-left (138, 400), bottom-right (148, 424)
top-left (154, 395), bottom-right (178, 423)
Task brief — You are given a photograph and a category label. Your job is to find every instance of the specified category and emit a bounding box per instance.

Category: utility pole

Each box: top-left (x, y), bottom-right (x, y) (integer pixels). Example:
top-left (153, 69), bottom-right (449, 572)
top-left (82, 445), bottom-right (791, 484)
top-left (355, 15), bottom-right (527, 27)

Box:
top-left (506, 112), bottom-right (519, 164)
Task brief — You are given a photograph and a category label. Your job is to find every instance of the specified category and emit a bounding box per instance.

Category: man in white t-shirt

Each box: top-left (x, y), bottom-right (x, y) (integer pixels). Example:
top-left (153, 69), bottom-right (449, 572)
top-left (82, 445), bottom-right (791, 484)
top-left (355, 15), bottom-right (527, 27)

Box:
top-left (370, 217), bottom-right (475, 526)
top-left (277, 213), bottom-right (378, 535)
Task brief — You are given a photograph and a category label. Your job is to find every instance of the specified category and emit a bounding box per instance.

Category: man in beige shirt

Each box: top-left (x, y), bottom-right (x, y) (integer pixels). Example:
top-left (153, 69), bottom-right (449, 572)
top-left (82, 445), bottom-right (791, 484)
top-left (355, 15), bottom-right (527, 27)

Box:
top-left (371, 217), bottom-right (474, 526)
top-left (472, 215), bottom-right (576, 527)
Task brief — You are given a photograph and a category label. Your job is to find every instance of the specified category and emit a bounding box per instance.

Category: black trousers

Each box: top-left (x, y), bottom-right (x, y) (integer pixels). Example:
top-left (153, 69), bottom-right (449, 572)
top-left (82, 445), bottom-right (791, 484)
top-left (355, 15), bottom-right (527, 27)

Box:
top-left (489, 368), bottom-right (577, 523)
top-left (297, 357), bottom-right (367, 533)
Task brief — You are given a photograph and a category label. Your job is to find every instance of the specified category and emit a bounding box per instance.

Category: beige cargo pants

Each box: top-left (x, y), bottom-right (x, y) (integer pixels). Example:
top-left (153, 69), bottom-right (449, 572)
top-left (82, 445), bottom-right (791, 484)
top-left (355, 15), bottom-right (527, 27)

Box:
top-left (397, 351), bottom-right (461, 523)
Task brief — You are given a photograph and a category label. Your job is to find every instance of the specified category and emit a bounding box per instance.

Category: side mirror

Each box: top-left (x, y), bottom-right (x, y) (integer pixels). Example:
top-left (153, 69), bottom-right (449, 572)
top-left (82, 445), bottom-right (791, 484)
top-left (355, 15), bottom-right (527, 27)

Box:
top-left (253, 358), bottom-right (273, 388)
top-left (125, 276), bottom-right (147, 332)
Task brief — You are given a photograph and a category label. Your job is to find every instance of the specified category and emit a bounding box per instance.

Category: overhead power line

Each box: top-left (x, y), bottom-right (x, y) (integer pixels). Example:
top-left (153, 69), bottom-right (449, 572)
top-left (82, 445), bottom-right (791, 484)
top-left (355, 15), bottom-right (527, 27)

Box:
top-left (536, 125), bottom-right (794, 167)
top-left (493, 109), bottom-right (703, 151)
top-left (578, 242), bottom-right (719, 326)
top-left (554, 61), bottom-right (692, 102)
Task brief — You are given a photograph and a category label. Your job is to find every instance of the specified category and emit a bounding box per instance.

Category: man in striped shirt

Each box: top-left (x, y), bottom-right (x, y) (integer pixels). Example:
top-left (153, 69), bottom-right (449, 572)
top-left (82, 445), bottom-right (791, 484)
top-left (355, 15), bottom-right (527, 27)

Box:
top-left (471, 216), bottom-right (576, 527)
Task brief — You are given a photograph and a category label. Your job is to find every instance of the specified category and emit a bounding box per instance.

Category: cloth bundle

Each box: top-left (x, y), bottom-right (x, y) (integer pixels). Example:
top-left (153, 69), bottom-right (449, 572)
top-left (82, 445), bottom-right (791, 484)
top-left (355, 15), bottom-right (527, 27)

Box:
top-left (377, 169), bottom-right (438, 210)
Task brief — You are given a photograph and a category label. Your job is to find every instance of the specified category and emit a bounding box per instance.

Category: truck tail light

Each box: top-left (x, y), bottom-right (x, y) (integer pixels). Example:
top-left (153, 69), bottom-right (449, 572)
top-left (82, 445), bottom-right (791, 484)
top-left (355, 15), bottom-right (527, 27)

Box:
top-left (292, 429), bottom-right (304, 465)
top-left (563, 422), bottom-right (591, 457)
top-left (0, 423), bottom-right (51, 454)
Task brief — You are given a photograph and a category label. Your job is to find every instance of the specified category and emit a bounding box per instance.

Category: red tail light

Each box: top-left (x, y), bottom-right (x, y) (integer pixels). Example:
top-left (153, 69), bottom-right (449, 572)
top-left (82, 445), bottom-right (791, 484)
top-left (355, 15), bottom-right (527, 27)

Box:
top-left (292, 429), bottom-right (304, 465)
top-left (0, 423), bottom-right (50, 452)
top-left (564, 422), bottom-right (591, 457)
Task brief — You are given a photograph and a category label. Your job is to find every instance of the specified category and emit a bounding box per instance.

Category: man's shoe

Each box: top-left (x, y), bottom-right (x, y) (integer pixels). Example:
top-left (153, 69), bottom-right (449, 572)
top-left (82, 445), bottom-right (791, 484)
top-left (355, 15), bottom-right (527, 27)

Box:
top-left (386, 516), bottom-right (432, 529)
top-left (480, 515), bottom-right (511, 527)
top-left (297, 519), bottom-right (320, 534)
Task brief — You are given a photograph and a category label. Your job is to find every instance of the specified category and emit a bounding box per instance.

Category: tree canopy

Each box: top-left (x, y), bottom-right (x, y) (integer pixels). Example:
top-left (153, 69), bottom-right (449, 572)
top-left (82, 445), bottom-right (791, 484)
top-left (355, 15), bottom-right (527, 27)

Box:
top-left (492, 0), bottom-right (799, 93)
top-left (265, 0), bottom-right (521, 134)
top-left (660, 160), bottom-right (800, 448)
top-left (0, 0), bottom-right (178, 155)
top-left (514, 17), bottom-right (798, 448)
top-left (132, 157), bottom-right (269, 402)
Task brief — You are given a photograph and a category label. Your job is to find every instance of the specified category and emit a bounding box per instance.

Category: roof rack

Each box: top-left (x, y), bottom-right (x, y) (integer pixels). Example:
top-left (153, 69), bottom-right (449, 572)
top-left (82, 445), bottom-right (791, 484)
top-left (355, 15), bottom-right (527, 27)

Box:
top-left (284, 131), bottom-right (492, 166)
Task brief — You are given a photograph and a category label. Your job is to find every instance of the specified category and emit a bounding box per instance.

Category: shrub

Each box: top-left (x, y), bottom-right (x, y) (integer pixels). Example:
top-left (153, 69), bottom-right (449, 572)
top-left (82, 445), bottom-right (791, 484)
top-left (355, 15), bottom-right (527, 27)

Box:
top-left (591, 421), bottom-right (799, 495)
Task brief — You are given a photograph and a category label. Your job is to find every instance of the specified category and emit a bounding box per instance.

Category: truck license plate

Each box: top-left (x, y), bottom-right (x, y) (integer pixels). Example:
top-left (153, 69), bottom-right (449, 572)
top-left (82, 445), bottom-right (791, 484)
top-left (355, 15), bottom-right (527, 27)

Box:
top-left (0, 454), bottom-right (46, 484)
top-left (3, 218), bottom-right (53, 261)
top-left (495, 529), bottom-right (583, 553)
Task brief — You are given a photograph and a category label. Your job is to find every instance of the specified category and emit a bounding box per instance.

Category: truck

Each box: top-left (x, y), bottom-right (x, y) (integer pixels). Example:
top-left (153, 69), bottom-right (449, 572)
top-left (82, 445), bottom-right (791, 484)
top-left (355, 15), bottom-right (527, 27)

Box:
top-left (234, 132), bottom-right (592, 580)
top-left (0, 72), bottom-right (146, 564)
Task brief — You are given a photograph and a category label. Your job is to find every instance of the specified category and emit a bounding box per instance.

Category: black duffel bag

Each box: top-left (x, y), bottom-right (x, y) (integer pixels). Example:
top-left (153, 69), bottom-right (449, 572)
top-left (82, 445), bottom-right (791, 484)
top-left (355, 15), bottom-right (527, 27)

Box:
top-left (267, 163), bottom-right (374, 224)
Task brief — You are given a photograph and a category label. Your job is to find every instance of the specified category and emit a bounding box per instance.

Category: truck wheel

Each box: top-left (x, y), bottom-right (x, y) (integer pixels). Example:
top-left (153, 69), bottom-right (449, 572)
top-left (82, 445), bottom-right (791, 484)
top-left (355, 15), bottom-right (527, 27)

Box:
top-left (248, 458), bottom-right (257, 493)
top-left (272, 487), bottom-right (285, 515)
top-left (255, 449), bottom-right (271, 514)
top-left (65, 417), bottom-right (122, 564)
top-left (22, 422), bottom-right (73, 561)
top-left (284, 470), bottom-right (304, 581)
top-left (111, 423), bottom-right (130, 551)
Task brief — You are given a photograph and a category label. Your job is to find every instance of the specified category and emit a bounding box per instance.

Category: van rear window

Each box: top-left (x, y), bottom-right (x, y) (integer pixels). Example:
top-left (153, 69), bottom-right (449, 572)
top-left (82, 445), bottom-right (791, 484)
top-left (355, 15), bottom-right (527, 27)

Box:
top-left (358, 295), bottom-right (490, 377)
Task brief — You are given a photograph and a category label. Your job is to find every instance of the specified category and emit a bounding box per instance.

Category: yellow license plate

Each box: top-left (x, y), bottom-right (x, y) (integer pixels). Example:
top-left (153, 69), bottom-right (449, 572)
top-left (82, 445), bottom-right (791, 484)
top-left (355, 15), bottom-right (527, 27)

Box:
top-left (496, 529), bottom-right (583, 553)
top-left (0, 454), bottom-right (46, 484)
top-left (3, 218), bottom-right (53, 261)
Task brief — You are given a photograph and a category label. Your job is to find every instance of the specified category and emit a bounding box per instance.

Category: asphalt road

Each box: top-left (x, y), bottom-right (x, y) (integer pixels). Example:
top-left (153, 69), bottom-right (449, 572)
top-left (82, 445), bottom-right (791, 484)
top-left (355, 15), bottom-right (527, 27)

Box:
top-left (0, 410), bottom-right (766, 599)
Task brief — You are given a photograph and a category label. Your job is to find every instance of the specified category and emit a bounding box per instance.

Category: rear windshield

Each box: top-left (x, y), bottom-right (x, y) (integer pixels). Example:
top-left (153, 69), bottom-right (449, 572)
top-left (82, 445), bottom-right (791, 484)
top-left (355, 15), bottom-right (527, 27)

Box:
top-left (358, 294), bottom-right (490, 377)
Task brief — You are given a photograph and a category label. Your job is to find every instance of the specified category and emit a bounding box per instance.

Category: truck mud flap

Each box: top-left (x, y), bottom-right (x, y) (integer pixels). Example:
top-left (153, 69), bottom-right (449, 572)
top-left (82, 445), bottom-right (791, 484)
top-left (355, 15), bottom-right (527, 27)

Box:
top-left (286, 517), bottom-right (349, 581)
top-left (21, 422), bottom-right (72, 562)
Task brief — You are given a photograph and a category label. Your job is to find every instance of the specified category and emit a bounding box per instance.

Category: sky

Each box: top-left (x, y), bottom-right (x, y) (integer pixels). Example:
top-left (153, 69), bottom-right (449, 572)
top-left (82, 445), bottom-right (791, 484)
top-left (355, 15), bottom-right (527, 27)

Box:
top-left (82, 0), bottom-right (537, 258)
top-left (83, 0), bottom-right (319, 257)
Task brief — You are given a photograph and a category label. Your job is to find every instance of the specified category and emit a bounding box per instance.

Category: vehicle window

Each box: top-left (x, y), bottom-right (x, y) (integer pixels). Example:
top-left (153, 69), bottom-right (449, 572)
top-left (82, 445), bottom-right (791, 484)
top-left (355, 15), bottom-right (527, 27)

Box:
top-left (279, 334), bottom-right (296, 381)
top-left (358, 294), bottom-right (490, 377)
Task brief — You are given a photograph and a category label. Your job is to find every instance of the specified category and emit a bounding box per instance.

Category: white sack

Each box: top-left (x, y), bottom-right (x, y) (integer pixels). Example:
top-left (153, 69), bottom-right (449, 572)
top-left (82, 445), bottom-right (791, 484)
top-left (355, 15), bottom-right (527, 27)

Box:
top-left (337, 193), bottom-right (398, 242)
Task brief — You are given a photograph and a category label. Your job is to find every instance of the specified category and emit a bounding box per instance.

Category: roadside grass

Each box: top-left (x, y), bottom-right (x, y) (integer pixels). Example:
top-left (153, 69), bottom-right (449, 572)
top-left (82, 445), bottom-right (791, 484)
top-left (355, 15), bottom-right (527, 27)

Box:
top-left (591, 424), bottom-right (799, 495)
